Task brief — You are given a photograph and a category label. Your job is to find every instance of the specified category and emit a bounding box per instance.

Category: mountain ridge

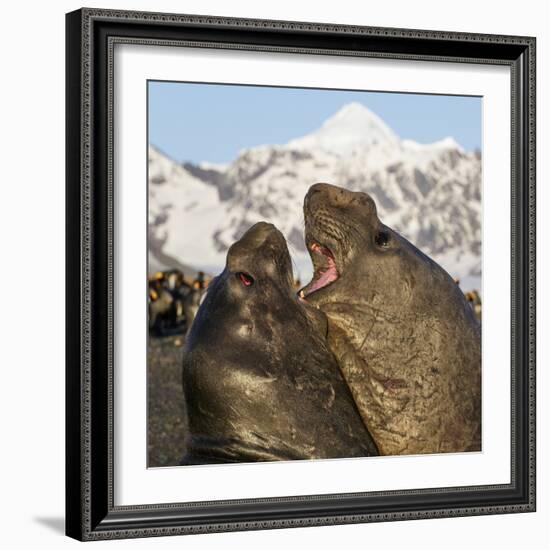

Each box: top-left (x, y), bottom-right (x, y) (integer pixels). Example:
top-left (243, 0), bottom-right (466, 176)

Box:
top-left (148, 103), bottom-right (482, 289)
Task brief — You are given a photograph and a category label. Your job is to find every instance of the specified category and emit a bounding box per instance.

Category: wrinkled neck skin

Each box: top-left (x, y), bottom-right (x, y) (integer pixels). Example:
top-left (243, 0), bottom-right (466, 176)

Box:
top-left (306, 237), bottom-right (481, 456)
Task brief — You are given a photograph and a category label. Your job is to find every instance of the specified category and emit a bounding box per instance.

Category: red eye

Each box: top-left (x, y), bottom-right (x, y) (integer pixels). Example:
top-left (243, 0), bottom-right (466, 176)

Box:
top-left (237, 272), bottom-right (254, 287)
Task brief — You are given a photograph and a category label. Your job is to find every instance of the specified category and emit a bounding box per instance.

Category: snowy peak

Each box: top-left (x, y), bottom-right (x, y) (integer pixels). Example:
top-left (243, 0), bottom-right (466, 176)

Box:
top-left (287, 102), bottom-right (400, 156)
top-left (323, 102), bottom-right (399, 144)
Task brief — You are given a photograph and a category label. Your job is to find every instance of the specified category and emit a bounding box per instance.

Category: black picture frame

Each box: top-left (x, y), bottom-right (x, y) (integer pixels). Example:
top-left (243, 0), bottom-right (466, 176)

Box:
top-left (66, 7), bottom-right (536, 541)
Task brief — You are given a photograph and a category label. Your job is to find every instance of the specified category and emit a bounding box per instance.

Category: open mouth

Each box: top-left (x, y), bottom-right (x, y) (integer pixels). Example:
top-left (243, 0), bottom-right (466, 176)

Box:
top-left (299, 241), bottom-right (340, 298)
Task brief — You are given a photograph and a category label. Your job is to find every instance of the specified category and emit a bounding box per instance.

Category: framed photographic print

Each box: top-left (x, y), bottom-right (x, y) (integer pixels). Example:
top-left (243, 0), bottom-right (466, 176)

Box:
top-left (65, 8), bottom-right (536, 541)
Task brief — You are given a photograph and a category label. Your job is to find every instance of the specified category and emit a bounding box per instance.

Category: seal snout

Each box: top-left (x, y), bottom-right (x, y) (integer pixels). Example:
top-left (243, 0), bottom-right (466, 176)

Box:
top-left (305, 182), bottom-right (376, 213)
top-left (242, 222), bottom-right (284, 247)
top-left (304, 182), bottom-right (333, 212)
top-left (226, 222), bottom-right (292, 283)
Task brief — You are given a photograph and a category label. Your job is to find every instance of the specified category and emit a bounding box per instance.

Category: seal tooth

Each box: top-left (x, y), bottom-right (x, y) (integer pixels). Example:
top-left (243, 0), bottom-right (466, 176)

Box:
top-left (299, 290), bottom-right (305, 298)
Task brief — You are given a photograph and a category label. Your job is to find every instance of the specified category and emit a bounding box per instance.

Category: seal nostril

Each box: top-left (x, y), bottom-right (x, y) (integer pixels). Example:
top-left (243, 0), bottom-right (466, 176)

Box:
top-left (237, 272), bottom-right (254, 287)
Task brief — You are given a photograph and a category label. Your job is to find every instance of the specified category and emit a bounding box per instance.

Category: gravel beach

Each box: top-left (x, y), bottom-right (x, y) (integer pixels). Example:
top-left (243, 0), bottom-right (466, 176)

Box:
top-left (147, 333), bottom-right (187, 467)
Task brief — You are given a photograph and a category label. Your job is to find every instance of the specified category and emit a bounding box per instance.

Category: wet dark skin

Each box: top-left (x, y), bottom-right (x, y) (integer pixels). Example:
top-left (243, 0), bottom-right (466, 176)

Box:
top-left (301, 183), bottom-right (481, 456)
top-left (181, 222), bottom-right (379, 464)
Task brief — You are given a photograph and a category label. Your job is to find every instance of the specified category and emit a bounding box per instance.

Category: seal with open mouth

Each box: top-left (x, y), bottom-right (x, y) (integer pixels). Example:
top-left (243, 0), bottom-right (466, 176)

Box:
top-left (300, 183), bottom-right (481, 456)
top-left (181, 221), bottom-right (379, 464)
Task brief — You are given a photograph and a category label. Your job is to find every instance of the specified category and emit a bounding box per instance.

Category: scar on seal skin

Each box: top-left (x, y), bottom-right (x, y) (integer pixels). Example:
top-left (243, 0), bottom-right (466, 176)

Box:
top-left (300, 183), bottom-right (481, 456)
top-left (181, 221), bottom-right (379, 464)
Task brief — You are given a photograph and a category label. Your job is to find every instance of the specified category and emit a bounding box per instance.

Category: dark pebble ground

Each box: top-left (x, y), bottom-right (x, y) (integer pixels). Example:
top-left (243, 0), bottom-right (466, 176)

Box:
top-left (147, 333), bottom-right (187, 467)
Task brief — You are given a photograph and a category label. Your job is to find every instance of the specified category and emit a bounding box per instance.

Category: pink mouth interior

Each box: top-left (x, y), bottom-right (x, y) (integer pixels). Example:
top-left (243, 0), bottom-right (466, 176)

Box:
top-left (305, 243), bottom-right (339, 295)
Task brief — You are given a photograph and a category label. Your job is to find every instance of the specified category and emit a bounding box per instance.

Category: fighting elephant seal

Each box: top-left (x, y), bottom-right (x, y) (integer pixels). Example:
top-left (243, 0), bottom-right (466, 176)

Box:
top-left (181, 222), bottom-right (379, 464)
top-left (300, 183), bottom-right (481, 456)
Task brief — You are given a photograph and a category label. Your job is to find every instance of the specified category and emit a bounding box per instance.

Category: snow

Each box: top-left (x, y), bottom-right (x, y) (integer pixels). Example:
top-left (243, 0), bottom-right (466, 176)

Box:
top-left (198, 161), bottom-right (230, 171)
top-left (402, 136), bottom-right (465, 153)
top-left (287, 102), bottom-right (400, 156)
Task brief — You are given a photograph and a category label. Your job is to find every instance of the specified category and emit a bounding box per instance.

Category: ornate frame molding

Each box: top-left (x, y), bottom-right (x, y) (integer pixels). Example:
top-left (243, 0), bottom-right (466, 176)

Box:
top-left (66, 8), bottom-right (536, 541)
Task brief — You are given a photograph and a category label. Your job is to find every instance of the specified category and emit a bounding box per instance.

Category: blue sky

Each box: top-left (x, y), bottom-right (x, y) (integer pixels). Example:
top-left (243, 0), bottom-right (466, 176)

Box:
top-left (148, 81), bottom-right (481, 165)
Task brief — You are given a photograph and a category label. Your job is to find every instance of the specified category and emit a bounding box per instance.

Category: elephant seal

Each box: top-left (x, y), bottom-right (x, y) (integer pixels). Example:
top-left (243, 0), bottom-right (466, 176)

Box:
top-left (181, 222), bottom-right (379, 464)
top-left (300, 183), bottom-right (481, 456)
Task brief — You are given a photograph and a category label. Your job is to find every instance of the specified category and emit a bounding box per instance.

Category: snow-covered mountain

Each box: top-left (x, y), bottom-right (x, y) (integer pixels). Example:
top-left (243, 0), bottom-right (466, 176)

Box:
top-left (148, 102), bottom-right (482, 289)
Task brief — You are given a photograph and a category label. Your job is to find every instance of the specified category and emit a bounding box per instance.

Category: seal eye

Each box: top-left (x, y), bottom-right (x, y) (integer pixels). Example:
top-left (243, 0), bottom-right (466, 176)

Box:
top-left (237, 272), bottom-right (254, 287)
top-left (375, 231), bottom-right (390, 248)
